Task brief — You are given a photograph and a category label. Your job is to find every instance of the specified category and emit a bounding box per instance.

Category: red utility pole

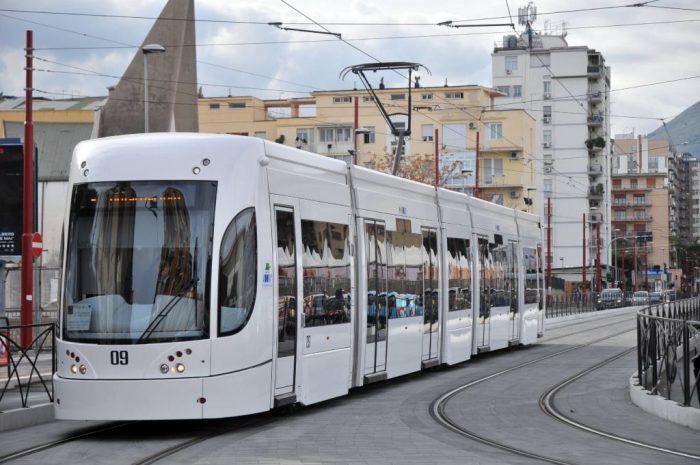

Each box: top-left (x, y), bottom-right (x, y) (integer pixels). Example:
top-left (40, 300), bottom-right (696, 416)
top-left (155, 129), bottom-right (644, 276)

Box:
top-left (474, 131), bottom-right (480, 199)
top-left (21, 30), bottom-right (35, 349)
top-left (582, 214), bottom-right (586, 292)
top-left (353, 96), bottom-right (358, 165)
top-left (547, 198), bottom-right (552, 292)
top-left (621, 240), bottom-right (626, 292)
top-left (633, 239), bottom-right (638, 291)
top-left (596, 222), bottom-right (601, 292)
top-left (434, 128), bottom-right (439, 187)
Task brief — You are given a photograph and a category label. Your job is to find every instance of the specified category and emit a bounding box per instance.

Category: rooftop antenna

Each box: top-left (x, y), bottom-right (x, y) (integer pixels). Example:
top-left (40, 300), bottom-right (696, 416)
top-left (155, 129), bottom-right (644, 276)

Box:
top-left (340, 62), bottom-right (431, 176)
top-left (518, 2), bottom-right (537, 48)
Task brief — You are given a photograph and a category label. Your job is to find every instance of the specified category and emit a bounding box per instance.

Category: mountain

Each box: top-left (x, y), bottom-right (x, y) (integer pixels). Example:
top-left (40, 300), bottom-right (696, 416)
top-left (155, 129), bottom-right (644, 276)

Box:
top-left (647, 100), bottom-right (700, 159)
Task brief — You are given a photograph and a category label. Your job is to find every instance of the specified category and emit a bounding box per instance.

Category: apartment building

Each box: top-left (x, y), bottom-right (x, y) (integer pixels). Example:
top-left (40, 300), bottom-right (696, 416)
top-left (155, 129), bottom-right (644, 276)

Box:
top-left (492, 32), bottom-right (611, 274)
top-left (611, 134), bottom-right (670, 288)
top-left (668, 151), bottom-right (700, 243)
top-left (199, 85), bottom-right (537, 211)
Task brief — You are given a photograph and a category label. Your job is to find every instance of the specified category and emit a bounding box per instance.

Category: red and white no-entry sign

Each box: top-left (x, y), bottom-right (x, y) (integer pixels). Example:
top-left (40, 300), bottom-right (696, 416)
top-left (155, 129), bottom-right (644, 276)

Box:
top-left (31, 232), bottom-right (43, 258)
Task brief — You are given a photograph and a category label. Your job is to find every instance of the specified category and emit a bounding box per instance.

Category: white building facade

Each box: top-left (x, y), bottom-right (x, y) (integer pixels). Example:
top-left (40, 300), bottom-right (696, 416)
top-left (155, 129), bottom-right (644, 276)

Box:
top-left (491, 33), bottom-right (612, 276)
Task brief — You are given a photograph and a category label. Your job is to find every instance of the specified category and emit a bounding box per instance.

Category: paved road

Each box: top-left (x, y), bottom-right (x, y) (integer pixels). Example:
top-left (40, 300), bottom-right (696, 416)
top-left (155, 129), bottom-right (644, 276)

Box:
top-left (0, 308), bottom-right (698, 464)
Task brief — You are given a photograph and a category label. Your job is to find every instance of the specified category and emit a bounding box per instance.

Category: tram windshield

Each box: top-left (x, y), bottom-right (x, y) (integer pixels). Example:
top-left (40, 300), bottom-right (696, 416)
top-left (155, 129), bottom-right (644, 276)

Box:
top-left (63, 181), bottom-right (217, 344)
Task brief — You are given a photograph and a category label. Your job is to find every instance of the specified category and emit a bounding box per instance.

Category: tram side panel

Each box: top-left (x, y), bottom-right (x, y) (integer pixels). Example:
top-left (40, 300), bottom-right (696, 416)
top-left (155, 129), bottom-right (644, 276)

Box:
top-left (436, 189), bottom-right (474, 366)
top-left (265, 144), bottom-right (354, 406)
top-left (516, 211), bottom-right (543, 346)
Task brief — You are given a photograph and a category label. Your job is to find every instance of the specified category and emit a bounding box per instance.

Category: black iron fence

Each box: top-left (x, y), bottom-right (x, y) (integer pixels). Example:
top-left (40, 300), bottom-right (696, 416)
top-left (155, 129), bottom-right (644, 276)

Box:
top-left (0, 318), bottom-right (56, 409)
top-left (636, 297), bottom-right (700, 407)
top-left (545, 290), bottom-right (695, 319)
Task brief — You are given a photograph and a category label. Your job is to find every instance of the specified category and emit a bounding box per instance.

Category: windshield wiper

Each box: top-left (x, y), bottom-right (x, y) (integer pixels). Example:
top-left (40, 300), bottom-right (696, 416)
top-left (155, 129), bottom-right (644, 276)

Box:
top-left (137, 277), bottom-right (198, 344)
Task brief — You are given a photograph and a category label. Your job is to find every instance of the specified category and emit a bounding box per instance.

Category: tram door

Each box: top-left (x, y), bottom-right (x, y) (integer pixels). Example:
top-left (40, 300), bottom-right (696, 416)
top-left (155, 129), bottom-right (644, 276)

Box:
top-left (508, 241), bottom-right (521, 344)
top-left (422, 228), bottom-right (440, 363)
top-left (273, 206), bottom-right (299, 402)
top-left (476, 237), bottom-right (491, 352)
top-left (364, 220), bottom-right (388, 376)
top-left (537, 245), bottom-right (545, 337)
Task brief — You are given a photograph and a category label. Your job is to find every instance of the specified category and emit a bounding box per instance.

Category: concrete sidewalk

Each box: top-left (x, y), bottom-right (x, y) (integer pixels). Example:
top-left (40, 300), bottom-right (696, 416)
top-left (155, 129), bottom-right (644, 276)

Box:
top-left (0, 352), bottom-right (55, 431)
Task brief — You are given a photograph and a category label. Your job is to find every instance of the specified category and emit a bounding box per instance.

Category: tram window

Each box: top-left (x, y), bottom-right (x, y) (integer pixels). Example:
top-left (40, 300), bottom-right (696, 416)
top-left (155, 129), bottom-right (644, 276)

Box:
top-left (524, 247), bottom-right (538, 304)
top-left (219, 208), bottom-right (257, 336)
top-left (490, 243), bottom-right (511, 307)
top-left (387, 220), bottom-right (407, 319)
top-left (422, 229), bottom-right (439, 331)
top-left (301, 220), bottom-right (351, 327)
top-left (478, 238), bottom-right (492, 317)
top-left (276, 209), bottom-right (297, 358)
top-left (403, 225), bottom-right (422, 317)
top-left (447, 237), bottom-right (471, 312)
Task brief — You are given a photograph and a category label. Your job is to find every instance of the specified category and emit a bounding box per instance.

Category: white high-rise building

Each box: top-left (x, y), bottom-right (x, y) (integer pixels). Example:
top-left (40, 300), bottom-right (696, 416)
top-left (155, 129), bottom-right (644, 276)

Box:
top-left (491, 30), bottom-right (611, 278)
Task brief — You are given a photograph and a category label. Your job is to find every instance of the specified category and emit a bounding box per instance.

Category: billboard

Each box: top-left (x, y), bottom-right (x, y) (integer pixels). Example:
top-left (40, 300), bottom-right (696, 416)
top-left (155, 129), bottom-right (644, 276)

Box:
top-left (0, 139), bottom-right (23, 257)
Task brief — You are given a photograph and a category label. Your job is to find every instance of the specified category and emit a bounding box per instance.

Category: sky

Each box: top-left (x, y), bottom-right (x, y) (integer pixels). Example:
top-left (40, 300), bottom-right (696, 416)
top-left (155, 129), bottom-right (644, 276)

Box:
top-left (0, 0), bottom-right (699, 135)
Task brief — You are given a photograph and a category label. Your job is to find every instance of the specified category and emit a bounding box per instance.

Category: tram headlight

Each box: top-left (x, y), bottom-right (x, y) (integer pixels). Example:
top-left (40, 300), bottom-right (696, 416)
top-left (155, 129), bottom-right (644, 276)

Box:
top-left (70, 364), bottom-right (78, 374)
top-left (175, 363), bottom-right (186, 373)
top-left (160, 364), bottom-right (170, 374)
top-left (79, 365), bottom-right (87, 375)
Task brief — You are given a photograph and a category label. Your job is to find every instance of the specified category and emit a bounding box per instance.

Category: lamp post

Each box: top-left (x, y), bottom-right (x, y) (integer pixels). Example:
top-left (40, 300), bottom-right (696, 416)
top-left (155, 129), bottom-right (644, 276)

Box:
top-left (608, 234), bottom-right (645, 289)
top-left (353, 127), bottom-right (371, 165)
top-left (525, 187), bottom-right (536, 213)
top-left (142, 44), bottom-right (165, 133)
top-left (612, 228), bottom-right (620, 285)
top-left (461, 168), bottom-right (473, 195)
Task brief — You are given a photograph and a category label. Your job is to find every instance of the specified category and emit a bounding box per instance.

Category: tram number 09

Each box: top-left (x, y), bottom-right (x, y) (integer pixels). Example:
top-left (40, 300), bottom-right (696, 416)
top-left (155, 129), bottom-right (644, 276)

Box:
top-left (110, 350), bottom-right (129, 366)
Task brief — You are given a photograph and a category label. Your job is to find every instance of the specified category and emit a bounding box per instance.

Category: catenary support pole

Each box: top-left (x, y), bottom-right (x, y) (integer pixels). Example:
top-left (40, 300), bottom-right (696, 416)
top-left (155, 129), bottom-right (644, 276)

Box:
top-left (596, 222), bottom-right (601, 292)
top-left (474, 131), bottom-right (480, 199)
top-left (434, 128), bottom-right (439, 187)
top-left (21, 30), bottom-right (34, 349)
top-left (547, 198), bottom-right (552, 293)
top-left (582, 213), bottom-right (586, 292)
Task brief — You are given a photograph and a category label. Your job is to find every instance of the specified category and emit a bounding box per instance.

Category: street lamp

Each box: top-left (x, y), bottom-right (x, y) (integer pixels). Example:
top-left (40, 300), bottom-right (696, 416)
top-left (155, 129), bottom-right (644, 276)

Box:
top-left (525, 187), bottom-right (536, 213)
top-left (142, 43), bottom-right (166, 133)
top-left (353, 127), bottom-right (372, 165)
top-left (461, 168), bottom-right (473, 195)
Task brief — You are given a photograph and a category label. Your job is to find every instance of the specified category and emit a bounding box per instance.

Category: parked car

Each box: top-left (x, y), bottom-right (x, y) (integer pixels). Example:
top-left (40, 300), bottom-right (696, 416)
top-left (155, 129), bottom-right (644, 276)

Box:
top-left (632, 291), bottom-right (650, 305)
top-left (597, 288), bottom-right (624, 309)
top-left (649, 291), bottom-right (663, 304)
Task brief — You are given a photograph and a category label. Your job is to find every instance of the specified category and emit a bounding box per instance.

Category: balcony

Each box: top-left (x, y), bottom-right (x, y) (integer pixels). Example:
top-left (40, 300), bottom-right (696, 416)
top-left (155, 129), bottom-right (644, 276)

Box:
top-left (480, 176), bottom-right (524, 189)
top-left (587, 114), bottom-right (603, 127)
top-left (612, 215), bottom-right (653, 222)
top-left (611, 185), bottom-right (652, 192)
top-left (588, 163), bottom-right (603, 177)
top-left (588, 91), bottom-right (603, 103)
top-left (314, 141), bottom-right (354, 157)
top-left (587, 65), bottom-right (602, 77)
top-left (588, 184), bottom-right (604, 199)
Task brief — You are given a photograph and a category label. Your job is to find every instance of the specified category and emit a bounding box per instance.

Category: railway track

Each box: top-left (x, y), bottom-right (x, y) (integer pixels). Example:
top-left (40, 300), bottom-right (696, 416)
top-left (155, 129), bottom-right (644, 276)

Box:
top-left (539, 348), bottom-right (700, 462)
top-left (432, 322), bottom-right (700, 464)
top-left (430, 327), bottom-right (636, 465)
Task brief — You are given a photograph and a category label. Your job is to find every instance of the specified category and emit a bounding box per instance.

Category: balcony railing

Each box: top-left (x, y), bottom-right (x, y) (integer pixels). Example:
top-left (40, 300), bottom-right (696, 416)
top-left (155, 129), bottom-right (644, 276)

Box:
top-left (588, 90), bottom-right (603, 102)
top-left (587, 114), bottom-right (604, 126)
top-left (313, 141), bottom-right (354, 157)
top-left (588, 163), bottom-right (603, 176)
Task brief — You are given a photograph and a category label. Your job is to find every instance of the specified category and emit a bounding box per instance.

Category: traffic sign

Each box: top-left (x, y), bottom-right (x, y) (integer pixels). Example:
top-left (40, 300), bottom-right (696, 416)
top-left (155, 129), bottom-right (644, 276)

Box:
top-left (32, 232), bottom-right (42, 257)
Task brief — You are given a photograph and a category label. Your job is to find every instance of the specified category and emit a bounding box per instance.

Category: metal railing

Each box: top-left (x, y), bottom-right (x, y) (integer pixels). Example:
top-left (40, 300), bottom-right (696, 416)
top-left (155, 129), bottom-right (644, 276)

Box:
top-left (636, 297), bottom-right (700, 407)
top-left (0, 319), bottom-right (56, 409)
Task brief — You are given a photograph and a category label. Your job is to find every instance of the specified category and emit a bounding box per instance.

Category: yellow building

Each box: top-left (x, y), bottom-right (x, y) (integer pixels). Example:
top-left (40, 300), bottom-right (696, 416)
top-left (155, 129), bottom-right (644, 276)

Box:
top-left (199, 85), bottom-right (536, 211)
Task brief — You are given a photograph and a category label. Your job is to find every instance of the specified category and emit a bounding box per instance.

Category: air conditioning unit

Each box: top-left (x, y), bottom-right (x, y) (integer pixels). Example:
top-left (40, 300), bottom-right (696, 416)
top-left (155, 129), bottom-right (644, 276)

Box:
top-left (544, 166), bottom-right (553, 174)
top-left (468, 122), bottom-right (477, 129)
top-left (543, 142), bottom-right (551, 148)
top-left (543, 116), bottom-right (551, 124)
top-left (506, 69), bottom-right (512, 75)
top-left (510, 151), bottom-right (518, 159)
top-left (543, 92), bottom-right (551, 100)
top-left (510, 191), bottom-right (520, 199)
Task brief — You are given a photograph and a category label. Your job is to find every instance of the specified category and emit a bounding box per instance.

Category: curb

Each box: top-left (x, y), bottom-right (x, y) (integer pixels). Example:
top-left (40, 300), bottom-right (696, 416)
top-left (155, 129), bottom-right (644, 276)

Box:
top-left (629, 374), bottom-right (700, 431)
top-left (0, 403), bottom-right (54, 432)
top-left (546, 306), bottom-right (639, 329)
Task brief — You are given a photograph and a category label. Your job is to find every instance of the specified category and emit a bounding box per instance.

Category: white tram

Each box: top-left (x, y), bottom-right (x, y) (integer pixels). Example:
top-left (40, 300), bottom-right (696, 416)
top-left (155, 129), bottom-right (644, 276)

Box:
top-left (54, 133), bottom-right (545, 420)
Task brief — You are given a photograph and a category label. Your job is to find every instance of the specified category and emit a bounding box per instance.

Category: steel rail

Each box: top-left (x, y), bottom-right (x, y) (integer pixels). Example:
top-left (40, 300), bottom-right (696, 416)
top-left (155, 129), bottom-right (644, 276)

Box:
top-left (540, 347), bottom-right (700, 461)
top-left (0, 422), bottom-right (132, 464)
top-left (430, 327), bottom-right (636, 465)
top-left (132, 416), bottom-right (274, 465)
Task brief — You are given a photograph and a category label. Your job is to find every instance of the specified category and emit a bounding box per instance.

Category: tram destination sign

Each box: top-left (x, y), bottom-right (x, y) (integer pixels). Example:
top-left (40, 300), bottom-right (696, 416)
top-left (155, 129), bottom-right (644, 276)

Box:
top-left (0, 140), bottom-right (24, 257)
